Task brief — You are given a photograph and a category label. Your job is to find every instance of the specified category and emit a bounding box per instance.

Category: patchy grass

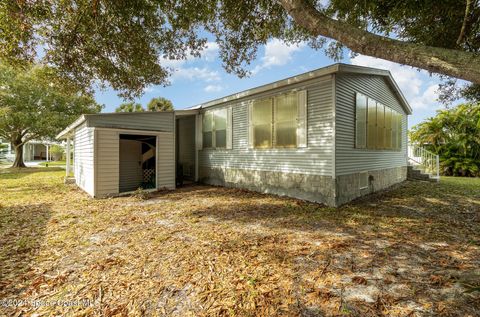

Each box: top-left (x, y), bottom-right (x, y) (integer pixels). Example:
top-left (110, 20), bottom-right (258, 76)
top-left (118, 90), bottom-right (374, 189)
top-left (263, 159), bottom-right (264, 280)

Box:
top-left (0, 170), bottom-right (479, 316)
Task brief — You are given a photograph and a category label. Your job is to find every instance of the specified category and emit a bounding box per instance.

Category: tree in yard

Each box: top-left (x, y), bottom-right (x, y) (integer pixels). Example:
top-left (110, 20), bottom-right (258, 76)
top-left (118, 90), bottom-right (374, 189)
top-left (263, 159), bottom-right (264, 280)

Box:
top-left (115, 102), bottom-right (145, 113)
top-left (410, 103), bottom-right (480, 177)
top-left (0, 63), bottom-right (102, 168)
top-left (0, 1), bottom-right (478, 100)
top-left (147, 97), bottom-right (174, 112)
top-left (49, 144), bottom-right (65, 161)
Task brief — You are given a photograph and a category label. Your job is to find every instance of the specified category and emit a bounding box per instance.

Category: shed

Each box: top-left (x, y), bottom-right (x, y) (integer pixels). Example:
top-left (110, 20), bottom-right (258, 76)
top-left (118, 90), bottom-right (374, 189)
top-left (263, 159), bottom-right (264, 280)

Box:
top-left (57, 112), bottom-right (175, 197)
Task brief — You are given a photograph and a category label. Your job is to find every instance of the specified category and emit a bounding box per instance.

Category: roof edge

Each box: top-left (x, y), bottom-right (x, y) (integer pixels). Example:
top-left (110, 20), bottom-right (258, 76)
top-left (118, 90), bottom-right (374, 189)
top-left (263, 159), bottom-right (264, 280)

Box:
top-left (187, 64), bottom-right (340, 110)
top-left (186, 63), bottom-right (412, 115)
top-left (56, 115), bottom-right (86, 139)
top-left (337, 64), bottom-right (412, 114)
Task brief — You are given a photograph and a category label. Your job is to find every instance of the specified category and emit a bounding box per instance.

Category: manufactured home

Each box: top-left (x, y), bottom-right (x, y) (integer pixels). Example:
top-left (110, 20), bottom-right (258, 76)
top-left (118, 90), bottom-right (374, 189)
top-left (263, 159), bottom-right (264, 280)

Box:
top-left (57, 63), bottom-right (413, 206)
top-left (0, 139), bottom-right (61, 162)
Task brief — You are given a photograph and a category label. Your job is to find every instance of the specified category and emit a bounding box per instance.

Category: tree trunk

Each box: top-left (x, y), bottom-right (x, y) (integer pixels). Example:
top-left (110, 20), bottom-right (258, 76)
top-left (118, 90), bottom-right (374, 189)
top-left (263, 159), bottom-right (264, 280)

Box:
top-left (278, 0), bottom-right (480, 84)
top-left (12, 142), bottom-right (26, 168)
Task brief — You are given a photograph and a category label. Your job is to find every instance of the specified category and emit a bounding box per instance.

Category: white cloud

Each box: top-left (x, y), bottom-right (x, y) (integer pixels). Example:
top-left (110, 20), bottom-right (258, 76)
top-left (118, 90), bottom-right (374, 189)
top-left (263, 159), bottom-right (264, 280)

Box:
top-left (350, 55), bottom-right (441, 110)
top-left (144, 86), bottom-right (156, 93)
top-left (410, 84), bottom-right (440, 109)
top-left (160, 41), bottom-right (219, 67)
top-left (253, 39), bottom-right (306, 74)
top-left (158, 41), bottom-right (221, 83)
top-left (204, 84), bottom-right (223, 92)
top-left (172, 67), bottom-right (220, 82)
top-left (202, 42), bottom-right (219, 61)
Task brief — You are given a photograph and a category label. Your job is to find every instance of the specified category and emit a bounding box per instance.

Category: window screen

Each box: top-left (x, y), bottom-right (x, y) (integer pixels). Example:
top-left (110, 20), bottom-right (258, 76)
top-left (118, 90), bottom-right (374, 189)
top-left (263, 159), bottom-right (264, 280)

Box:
top-left (385, 107), bottom-right (392, 149)
top-left (355, 93), bottom-right (367, 148)
top-left (249, 90), bottom-right (307, 149)
top-left (376, 103), bottom-right (385, 149)
top-left (214, 108), bottom-right (227, 148)
top-left (202, 112), bottom-right (213, 148)
top-left (392, 111), bottom-right (398, 149)
top-left (397, 113), bottom-right (402, 149)
top-left (275, 92), bottom-right (297, 147)
top-left (202, 109), bottom-right (228, 149)
top-left (252, 98), bottom-right (273, 148)
top-left (357, 94), bottom-right (403, 151)
top-left (367, 98), bottom-right (377, 149)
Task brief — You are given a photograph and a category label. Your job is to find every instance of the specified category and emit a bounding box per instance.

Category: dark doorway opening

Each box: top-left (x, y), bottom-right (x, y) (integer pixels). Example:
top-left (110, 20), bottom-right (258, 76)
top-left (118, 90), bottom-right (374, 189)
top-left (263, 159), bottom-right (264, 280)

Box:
top-left (176, 115), bottom-right (196, 187)
top-left (119, 134), bottom-right (156, 193)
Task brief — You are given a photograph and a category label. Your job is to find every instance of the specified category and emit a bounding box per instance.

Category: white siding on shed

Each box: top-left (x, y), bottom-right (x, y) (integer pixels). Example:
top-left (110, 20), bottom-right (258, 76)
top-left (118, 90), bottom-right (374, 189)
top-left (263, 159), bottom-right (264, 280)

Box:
top-left (157, 132), bottom-right (175, 189)
top-left (199, 75), bottom-right (334, 176)
top-left (87, 112), bottom-right (174, 132)
top-left (95, 129), bottom-right (119, 197)
top-left (73, 123), bottom-right (95, 196)
top-left (335, 74), bottom-right (408, 175)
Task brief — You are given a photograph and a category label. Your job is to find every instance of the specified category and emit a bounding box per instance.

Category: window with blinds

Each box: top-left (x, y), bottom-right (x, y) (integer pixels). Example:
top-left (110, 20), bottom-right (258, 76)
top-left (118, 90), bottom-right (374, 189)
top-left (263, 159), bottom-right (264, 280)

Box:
top-left (355, 93), bottom-right (402, 150)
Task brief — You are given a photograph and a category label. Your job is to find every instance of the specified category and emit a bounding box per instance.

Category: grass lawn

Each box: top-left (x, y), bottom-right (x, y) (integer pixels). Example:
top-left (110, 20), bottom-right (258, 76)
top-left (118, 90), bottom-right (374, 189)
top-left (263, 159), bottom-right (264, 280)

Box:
top-left (0, 169), bottom-right (479, 316)
top-left (38, 160), bottom-right (67, 167)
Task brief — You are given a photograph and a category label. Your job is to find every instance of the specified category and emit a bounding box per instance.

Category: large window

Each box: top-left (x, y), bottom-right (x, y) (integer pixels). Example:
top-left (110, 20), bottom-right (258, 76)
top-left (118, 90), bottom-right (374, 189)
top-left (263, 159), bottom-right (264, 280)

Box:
top-left (203, 108), bottom-right (228, 149)
top-left (356, 93), bottom-right (402, 150)
top-left (250, 90), bottom-right (306, 149)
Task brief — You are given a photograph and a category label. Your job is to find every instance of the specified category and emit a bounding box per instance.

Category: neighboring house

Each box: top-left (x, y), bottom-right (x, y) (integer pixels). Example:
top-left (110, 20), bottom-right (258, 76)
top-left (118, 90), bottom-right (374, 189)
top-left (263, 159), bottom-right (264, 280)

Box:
top-left (0, 139), bottom-right (60, 162)
top-left (57, 63), bottom-right (412, 206)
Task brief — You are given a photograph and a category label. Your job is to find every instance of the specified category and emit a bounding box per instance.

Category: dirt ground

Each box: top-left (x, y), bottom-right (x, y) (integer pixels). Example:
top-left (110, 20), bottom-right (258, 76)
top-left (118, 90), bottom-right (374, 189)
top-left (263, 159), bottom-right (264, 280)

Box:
top-left (0, 168), bottom-right (479, 316)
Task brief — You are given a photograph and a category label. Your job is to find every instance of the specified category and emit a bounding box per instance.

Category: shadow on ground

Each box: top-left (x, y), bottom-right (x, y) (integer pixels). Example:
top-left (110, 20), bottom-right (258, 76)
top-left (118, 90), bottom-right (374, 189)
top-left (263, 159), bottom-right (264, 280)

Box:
top-left (0, 203), bottom-right (52, 300)
top-left (162, 182), bottom-right (480, 316)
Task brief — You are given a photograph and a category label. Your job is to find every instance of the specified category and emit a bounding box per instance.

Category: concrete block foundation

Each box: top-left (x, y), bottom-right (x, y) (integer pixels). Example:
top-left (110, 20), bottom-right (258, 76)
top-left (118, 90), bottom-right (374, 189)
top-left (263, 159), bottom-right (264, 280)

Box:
top-left (199, 166), bottom-right (407, 207)
top-left (335, 166), bottom-right (407, 206)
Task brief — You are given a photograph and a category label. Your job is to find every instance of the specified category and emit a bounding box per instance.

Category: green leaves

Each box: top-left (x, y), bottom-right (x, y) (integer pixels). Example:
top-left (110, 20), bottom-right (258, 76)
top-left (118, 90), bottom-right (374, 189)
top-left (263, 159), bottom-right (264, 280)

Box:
top-left (146, 97), bottom-right (173, 111)
top-left (0, 62), bottom-right (102, 143)
top-left (114, 97), bottom-right (174, 112)
top-left (115, 102), bottom-right (144, 112)
top-left (1, 0), bottom-right (479, 98)
top-left (410, 103), bottom-right (480, 177)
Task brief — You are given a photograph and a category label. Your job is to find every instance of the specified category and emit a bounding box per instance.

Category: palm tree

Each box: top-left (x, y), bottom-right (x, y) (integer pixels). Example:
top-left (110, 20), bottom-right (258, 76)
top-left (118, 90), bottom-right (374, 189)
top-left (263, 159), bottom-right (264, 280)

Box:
top-left (115, 102), bottom-right (144, 112)
top-left (410, 103), bottom-right (480, 177)
top-left (146, 97), bottom-right (173, 112)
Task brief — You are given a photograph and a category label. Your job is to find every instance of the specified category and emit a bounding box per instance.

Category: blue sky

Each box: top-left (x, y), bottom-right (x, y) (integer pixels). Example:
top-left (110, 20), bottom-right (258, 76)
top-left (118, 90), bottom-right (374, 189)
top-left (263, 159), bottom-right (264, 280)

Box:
top-left (95, 39), bottom-right (448, 128)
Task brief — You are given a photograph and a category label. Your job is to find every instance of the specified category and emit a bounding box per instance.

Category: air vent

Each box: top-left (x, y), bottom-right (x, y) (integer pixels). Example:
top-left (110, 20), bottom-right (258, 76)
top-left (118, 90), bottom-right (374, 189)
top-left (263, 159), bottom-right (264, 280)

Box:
top-left (359, 172), bottom-right (369, 189)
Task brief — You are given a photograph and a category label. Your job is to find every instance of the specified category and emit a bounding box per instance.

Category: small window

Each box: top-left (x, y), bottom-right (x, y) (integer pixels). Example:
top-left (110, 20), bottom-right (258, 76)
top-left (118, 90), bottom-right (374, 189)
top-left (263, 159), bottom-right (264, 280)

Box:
top-left (202, 108), bottom-right (228, 149)
top-left (359, 172), bottom-right (369, 189)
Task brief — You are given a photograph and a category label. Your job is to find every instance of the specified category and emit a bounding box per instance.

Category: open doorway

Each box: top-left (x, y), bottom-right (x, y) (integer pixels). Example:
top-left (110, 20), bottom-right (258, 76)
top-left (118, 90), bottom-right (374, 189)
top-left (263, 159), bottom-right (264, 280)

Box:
top-left (119, 134), bottom-right (156, 193)
top-left (176, 115), bottom-right (196, 186)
